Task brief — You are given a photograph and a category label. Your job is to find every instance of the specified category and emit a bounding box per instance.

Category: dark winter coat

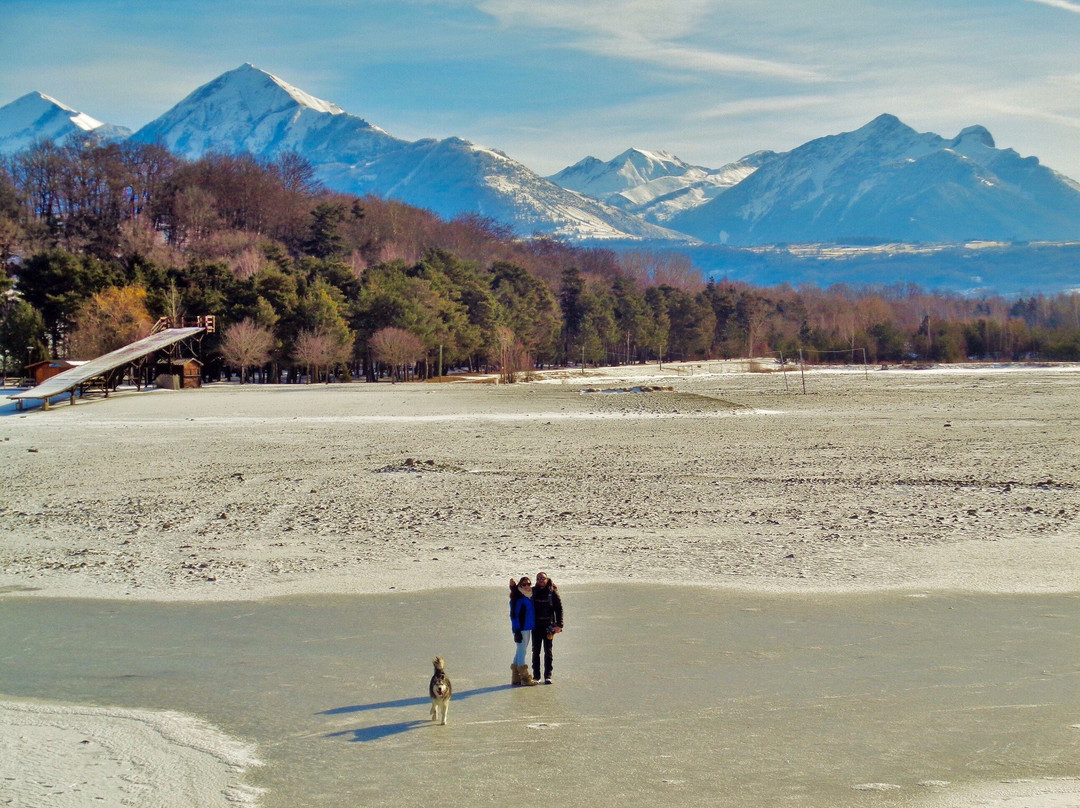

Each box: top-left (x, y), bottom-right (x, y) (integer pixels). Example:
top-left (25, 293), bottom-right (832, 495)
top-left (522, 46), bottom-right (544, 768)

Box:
top-left (531, 583), bottom-right (563, 629)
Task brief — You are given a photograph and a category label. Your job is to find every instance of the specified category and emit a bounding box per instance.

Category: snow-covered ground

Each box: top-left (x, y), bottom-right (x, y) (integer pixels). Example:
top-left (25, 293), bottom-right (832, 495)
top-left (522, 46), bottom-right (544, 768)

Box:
top-left (2, 362), bottom-right (1079, 807)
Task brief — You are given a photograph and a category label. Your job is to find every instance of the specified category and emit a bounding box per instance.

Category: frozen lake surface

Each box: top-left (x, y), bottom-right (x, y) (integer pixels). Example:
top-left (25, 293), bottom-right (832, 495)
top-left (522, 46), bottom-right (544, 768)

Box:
top-left (2, 585), bottom-right (1078, 807)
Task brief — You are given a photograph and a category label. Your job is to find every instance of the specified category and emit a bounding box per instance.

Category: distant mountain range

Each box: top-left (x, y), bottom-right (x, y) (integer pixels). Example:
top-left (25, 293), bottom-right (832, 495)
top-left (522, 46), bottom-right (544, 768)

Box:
top-left (664, 114), bottom-right (1080, 246)
top-left (127, 64), bottom-right (682, 243)
top-left (4, 64), bottom-right (1080, 249)
top-left (548, 148), bottom-right (774, 225)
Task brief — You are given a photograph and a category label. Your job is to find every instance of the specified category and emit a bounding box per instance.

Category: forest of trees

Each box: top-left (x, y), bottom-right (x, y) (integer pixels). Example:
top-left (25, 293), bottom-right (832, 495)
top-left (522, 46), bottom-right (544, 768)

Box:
top-left (2, 137), bottom-right (1079, 383)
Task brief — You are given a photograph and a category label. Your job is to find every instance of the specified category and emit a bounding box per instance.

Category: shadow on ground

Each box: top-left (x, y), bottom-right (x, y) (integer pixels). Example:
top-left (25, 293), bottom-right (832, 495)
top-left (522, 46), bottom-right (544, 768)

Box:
top-left (321, 684), bottom-right (512, 741)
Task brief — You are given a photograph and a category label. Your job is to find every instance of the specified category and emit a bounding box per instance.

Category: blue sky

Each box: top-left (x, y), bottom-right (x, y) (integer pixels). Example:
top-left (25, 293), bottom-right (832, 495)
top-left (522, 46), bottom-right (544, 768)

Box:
top-left (3, 0), bottom-right (1080, 179)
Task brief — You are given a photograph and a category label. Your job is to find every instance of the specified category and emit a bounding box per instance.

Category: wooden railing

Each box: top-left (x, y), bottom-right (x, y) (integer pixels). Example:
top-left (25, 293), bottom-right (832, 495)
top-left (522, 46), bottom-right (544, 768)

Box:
top-left (151, 315), bottom-right (216, 334)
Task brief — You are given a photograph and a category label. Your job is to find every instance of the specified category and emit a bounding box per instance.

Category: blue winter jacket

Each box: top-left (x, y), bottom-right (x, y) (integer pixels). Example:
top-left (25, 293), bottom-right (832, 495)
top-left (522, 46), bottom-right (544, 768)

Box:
top-left (510, 594), bottom-right (535, 632)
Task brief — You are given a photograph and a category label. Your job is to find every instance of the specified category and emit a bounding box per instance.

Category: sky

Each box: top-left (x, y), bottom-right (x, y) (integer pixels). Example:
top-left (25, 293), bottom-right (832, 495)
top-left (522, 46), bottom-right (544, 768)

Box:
top-left (3, 0), bottom-right (1080, 179)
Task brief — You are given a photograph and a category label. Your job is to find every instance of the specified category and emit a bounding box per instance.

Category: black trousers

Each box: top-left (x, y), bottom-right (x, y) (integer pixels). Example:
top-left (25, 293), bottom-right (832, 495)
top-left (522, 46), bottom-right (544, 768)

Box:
top-left (531, 628), bottom-right (553, 678)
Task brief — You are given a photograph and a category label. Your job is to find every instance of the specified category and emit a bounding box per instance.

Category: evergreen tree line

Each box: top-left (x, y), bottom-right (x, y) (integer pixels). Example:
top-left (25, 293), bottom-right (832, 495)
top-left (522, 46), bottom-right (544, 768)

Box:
top-left (2, 137), bottom-right (1079, 383)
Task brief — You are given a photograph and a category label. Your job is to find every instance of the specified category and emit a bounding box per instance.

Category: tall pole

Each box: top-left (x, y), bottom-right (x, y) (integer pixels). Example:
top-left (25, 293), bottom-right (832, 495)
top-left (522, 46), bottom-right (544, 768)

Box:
top-left (798, 348), bottom-right (806, 395)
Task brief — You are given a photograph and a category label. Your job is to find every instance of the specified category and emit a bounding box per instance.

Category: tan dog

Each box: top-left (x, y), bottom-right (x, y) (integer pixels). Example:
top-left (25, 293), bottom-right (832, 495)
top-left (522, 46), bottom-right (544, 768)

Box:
top-left (429, 656), bottom-right (452, 725)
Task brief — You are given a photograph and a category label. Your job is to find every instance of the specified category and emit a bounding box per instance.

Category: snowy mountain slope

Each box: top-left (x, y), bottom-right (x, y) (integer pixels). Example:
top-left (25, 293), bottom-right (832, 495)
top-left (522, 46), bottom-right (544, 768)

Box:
top-left (0, 92), bottom-right (130, 153)
top-left (129, 63), bottom-right (406, 166)
top-left (318, 137), bottom-right (676, 241)
top-left (667, 114), bottom-right (1080, 245)
top-left (550, 148), bottom-right (698, 199)
top-left (548, 147), bottom-right (774, 223)
top-left (129, 64), bottom-right (685, 242)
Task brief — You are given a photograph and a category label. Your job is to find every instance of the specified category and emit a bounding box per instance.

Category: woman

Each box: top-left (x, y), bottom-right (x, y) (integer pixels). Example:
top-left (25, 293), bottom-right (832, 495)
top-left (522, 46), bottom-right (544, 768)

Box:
top-left (530, 572), bottom-right (563, 684)
top-left (509, 577), bottom-right (538, 686)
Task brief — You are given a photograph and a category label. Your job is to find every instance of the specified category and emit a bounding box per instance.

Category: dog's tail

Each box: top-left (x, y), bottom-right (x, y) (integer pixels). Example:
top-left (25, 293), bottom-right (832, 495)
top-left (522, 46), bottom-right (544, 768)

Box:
top-left (432, 655), bottom-right (445, 672)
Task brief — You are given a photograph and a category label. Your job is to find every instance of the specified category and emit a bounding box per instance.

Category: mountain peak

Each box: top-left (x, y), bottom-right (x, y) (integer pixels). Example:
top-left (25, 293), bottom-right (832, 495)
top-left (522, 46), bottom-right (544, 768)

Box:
top-left (3, 91), bottom-right (104, 133)
top-left (129, 63), bottom-right (392, 162)
top-left (204, 63), bottom-right (345, 116)
top-left (549, 147), bottom-right (697, 195)
top-left (951, 124), bottom-right (995, 149)
top-left (619, 147), bottom-right (682, 164)
top-left (0, 90), bottom-right (130, 154)
top-left (857, 113), bottom-right (916, 138)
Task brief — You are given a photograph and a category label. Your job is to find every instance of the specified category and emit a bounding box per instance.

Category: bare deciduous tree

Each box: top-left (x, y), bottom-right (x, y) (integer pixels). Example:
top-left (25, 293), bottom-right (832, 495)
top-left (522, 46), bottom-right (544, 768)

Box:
top-left (231, 246), bottom-right (266, 280)
top-left (293, 327), bottom-right (353, 383)
top-left (219, 318), bottom-right (274, 383)
top-left (619, 249), bottom-right (703, 292)
top-left (370, 326), bottom-right (425, 382)
top-left (494, 325), bottom-right (530, 383)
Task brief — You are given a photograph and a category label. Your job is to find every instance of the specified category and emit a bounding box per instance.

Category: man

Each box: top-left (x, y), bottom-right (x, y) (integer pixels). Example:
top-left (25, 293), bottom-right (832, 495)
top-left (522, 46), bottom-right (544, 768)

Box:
top-left (530, 572), bottom-right (563, 684)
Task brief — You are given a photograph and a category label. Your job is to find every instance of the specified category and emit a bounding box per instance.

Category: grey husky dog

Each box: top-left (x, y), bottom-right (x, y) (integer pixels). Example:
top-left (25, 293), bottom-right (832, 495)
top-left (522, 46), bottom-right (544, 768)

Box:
top-left (429, 656), bottom-right (452, 725)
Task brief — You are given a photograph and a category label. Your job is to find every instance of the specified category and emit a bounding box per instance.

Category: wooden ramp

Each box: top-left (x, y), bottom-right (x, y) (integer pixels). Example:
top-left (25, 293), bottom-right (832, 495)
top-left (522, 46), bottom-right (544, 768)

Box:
top-left (10, 328), bottom-right (205, 409)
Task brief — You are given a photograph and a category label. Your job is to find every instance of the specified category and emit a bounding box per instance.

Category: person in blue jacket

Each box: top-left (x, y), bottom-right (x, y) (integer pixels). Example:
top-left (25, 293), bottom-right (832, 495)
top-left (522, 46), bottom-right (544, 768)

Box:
top-left (509, 577), bottom-right (538, 686)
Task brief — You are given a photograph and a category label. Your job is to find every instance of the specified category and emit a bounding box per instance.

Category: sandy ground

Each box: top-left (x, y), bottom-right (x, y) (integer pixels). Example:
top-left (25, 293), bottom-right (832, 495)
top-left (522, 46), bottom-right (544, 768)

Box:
top-left (2, 361), bottom-right (1079, 807)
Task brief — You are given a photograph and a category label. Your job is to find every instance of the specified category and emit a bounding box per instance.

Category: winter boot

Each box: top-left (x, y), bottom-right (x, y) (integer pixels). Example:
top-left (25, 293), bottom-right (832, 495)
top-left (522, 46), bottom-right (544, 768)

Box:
top-left (517, 665), bottom-right (538, 686)
top-left (511, 663), bottom-right (521, 686)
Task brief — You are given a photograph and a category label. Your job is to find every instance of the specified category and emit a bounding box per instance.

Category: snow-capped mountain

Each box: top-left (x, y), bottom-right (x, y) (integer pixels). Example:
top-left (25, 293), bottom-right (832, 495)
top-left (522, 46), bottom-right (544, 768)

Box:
top-left (8, 69), bottom-right (1080, 248)
top-left (548, 148), bottom-right (773, 223)
top-left (667, 114), bottom-right (1080, 245)
top-left (130, 64), bottom-right (684, 242)
top-left (0, 92), bottom-right (130, 153)
top-left (130, 64), bottom-right (406, 167)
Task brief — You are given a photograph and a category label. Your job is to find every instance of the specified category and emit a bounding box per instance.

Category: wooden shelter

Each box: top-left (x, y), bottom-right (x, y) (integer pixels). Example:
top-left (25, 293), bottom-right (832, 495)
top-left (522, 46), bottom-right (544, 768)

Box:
top-left (154, 358), bottom-right (203, 389)
top-left (25, 359), bottom-right (87, 386)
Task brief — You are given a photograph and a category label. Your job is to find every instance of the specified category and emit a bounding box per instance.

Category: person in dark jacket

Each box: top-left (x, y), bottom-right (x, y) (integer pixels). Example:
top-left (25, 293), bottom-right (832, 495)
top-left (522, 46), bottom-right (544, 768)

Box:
top-left (509, 577), bottom-right (538, 686)
top-left (530, 571), bottom-right (563, 684)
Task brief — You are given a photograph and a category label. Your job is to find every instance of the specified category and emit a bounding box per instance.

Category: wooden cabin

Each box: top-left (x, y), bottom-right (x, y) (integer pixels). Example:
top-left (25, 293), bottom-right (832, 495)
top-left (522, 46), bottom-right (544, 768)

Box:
top-left (153, 358), bottom-right (203, 389)
top-left (25, 359), bottom-right (86, 385)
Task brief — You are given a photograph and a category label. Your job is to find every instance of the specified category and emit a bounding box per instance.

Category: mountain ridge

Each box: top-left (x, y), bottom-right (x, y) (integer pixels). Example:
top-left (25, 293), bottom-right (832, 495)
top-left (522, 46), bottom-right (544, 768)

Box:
top-left (548, 147), bottom-right (775, 224)
top-left (5, 68), bottom-right (1080, 247)
top-left (126, 64), bottom-right (683, 243)
top-left (665, 114), bottom-right (1080, 245)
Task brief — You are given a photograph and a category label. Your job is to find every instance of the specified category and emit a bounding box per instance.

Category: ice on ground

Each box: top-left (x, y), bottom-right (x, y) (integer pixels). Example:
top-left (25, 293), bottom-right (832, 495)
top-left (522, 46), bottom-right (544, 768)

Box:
top-left (0, 699), bottom-right (263, 808)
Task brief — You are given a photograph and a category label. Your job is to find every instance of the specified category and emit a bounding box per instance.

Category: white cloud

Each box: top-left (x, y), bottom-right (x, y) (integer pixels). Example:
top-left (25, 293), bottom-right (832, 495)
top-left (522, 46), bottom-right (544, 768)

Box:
top-left (1025, 0), bottom-right (1080, 12)
top-left (980, 100), bottom-right (1080, 131)
top-left (691, 95), bottom-right (834, 121)
top-left (477, 0), bottom-right (822, 81)
top-left (480, 0), bottom-right (719, 40)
